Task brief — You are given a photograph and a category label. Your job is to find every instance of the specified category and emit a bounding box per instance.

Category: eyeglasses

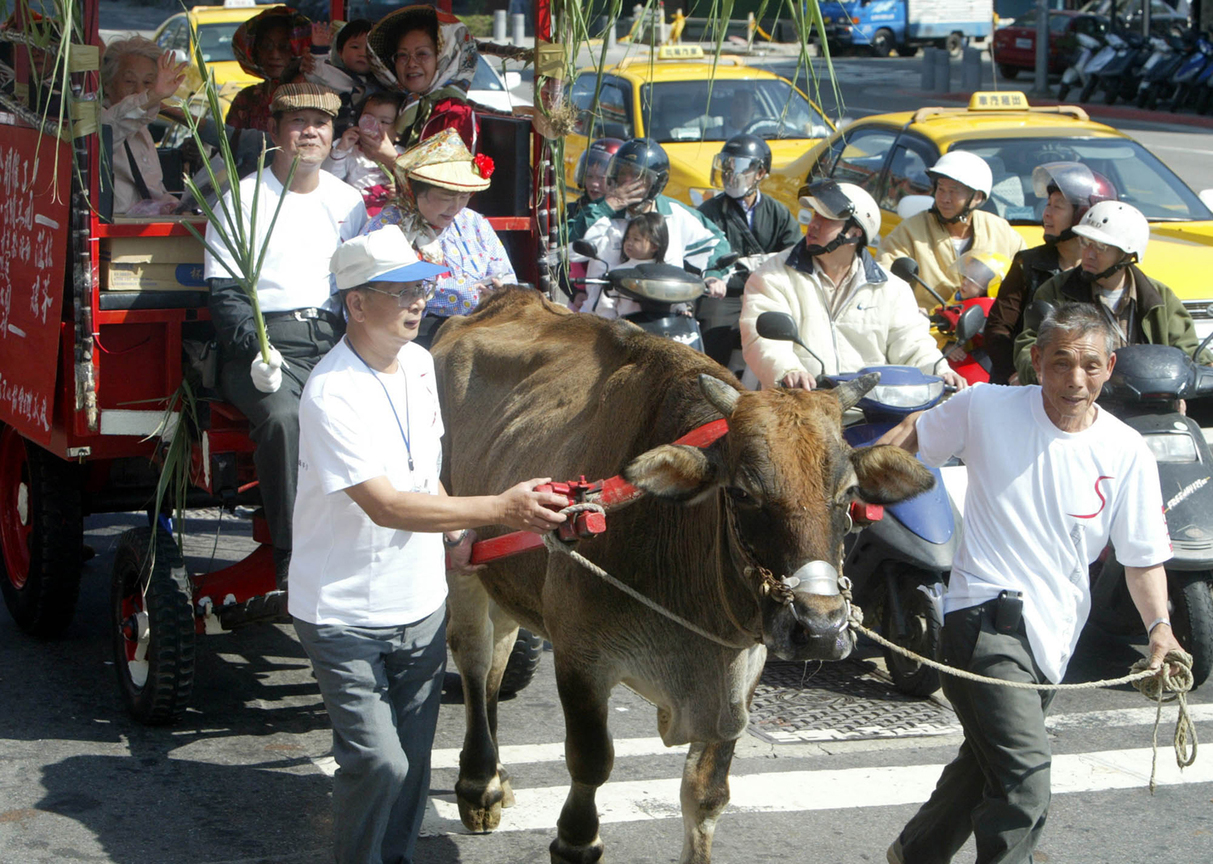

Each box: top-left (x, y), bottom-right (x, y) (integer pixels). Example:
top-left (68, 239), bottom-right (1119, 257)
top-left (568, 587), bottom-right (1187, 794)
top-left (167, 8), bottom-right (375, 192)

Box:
top-left (1077, 236), bottom-right (1113, 254)
top-left (392, 48), bottom-right (436, 65)
top-left (362, 280), bottom-right (437, 306)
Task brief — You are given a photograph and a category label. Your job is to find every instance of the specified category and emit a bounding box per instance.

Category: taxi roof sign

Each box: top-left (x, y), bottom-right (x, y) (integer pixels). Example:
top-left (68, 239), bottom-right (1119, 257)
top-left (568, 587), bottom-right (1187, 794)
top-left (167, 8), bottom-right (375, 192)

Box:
top-left (968, 91), bottom-right (1030, 110)
top-left (657, 44), bottom-right (705, 60)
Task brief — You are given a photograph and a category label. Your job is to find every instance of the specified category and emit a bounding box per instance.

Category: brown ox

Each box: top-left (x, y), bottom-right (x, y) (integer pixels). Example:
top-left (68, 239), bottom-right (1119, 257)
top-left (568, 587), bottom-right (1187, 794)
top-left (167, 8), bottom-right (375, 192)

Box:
top-left (432, 289), bottom-right (932, 864)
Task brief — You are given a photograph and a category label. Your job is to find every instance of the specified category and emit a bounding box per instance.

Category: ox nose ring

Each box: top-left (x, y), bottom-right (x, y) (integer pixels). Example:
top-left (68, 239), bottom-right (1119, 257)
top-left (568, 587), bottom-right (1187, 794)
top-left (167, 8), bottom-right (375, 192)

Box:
top-left (783, 561), bottom-right (842, 597)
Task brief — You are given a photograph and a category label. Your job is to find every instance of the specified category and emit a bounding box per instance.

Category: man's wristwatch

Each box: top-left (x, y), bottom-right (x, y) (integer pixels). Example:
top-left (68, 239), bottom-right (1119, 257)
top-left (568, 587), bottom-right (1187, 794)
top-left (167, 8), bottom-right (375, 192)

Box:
top-left (443, 529), bottom-right (470, 548)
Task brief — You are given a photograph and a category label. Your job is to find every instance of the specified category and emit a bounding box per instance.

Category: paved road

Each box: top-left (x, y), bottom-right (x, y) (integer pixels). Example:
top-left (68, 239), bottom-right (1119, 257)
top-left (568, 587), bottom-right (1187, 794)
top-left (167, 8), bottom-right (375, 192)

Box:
top-left (1, 511), bottom-right (1209, 863)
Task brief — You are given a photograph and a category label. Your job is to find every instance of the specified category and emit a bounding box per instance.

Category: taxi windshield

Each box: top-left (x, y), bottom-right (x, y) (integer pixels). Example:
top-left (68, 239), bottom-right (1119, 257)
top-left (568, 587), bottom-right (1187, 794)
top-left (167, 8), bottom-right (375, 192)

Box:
top-left (197, 23), bottom-right (241, 64)
top-left (638, 79), bottom-right (831, 143)
top-left (950, 137), bottom-right (1213, 224)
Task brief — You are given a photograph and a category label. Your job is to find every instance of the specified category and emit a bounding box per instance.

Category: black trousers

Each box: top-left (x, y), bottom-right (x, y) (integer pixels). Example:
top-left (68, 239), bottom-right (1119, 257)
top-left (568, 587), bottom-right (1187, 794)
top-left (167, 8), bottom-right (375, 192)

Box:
top-left (219, 316), bottom-right (341, 552)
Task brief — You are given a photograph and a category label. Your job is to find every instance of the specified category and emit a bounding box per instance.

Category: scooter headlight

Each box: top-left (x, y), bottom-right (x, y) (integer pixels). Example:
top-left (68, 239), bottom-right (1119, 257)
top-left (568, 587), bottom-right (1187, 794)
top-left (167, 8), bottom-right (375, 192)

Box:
top-left (868, 381), bottom-right (944, 410)
top-left (1144, 432), bottom-right (1199, 463)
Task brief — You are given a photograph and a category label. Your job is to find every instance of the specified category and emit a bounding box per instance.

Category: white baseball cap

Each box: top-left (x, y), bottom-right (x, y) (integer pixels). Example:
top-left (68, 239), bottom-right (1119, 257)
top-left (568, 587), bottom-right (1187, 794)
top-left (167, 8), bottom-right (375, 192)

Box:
top-left (330, 230), bottom-right (448, 292)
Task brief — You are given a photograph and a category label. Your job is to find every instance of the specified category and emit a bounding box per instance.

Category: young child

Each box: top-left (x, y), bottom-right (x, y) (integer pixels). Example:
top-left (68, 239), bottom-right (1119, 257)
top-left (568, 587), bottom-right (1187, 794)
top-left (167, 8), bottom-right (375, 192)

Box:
top-left (306, 18), bottom-right (380, 134)
top-left (323, 91), bottom-right (404, 216)
top-left (582, 212), bottom-right (669, 318)
top-left (951, 250), bottom-right (1010, 301)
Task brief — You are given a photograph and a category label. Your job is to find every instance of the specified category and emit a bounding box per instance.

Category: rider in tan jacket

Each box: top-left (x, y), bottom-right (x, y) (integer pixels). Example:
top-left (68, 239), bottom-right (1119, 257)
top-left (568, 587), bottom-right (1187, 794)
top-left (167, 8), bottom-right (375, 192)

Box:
top-left (877, 150), bottom-right (1025, 308)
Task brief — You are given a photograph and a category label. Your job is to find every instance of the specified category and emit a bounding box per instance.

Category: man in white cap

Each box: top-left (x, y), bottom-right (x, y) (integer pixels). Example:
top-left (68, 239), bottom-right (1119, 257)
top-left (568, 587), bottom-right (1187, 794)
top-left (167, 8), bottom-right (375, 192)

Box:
top-left (1013, 200), bottom-right (1208, 383)
top-left (204, 82), bottom-right (368, 594)
top-left (291, 229), bottom-right (569, 864)
top-left (878, 150), bottom-right (1025, 308)
top-left (740, 180), bottom-right (966, 391)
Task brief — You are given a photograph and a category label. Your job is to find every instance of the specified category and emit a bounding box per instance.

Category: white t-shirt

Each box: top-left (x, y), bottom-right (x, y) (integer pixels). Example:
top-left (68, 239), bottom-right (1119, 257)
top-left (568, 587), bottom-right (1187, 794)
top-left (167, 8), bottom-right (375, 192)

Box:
top-left (203, 170), bottom-right (367, 314)
top-left (289, 339), bottom-right (447, 627)
top-left (916, 384), bottom-right (1172, 682)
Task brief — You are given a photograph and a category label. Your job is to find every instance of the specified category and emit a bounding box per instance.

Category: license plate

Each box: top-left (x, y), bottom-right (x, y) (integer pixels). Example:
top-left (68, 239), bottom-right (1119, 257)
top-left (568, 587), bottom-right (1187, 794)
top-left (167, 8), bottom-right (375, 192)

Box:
top-left (1015, 38), bottom-right (1032, 49)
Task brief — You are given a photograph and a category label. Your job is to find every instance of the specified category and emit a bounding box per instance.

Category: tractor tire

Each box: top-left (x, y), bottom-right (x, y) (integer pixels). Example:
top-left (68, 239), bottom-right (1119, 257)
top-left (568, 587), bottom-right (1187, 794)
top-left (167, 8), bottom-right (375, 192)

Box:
top-left (1168, 572), bottom-right (1213, 689)
top-left (0, 426), bottom-right (84, 637)
top-left (871, 28), bottom-right (895, 58)
top-left (499, 629), bottom-right (545, 696)
top-left (999, 64), bottom-right (1020, 81)
top-left (881, 577), bottom-right (943, 697)
top-left (111, 527), bottom-right (197, 724)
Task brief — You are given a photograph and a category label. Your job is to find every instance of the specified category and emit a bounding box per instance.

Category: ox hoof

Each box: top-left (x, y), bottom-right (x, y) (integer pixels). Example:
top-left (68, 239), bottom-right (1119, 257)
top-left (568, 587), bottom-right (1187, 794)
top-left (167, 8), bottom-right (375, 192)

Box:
top-left (549, 834), bottom-right (605, 864)
top-left (455, 776), bottom-right (504, 833)
top-left (501, 775), bottom-right (516, 809)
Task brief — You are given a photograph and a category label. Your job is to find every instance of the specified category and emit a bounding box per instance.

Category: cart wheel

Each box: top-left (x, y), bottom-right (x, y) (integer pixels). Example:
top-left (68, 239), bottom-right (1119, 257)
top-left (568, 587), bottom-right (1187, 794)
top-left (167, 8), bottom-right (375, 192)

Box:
top-left (881, 577), bottom-right (943, 697)
top-left (499, 629), bottom-right (545, 696)
top-left (111, 527), bottom-right (196, 724)
top-left (0, 426), bottom-right (83, 637)
top-left (1168, 572), bottom-right (1213, 689)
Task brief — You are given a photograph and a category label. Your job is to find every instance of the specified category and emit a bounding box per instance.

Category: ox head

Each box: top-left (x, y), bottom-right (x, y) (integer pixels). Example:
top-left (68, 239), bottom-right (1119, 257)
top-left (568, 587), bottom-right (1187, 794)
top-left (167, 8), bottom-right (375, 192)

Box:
top-left (622, 374), bottom-right (934, 662)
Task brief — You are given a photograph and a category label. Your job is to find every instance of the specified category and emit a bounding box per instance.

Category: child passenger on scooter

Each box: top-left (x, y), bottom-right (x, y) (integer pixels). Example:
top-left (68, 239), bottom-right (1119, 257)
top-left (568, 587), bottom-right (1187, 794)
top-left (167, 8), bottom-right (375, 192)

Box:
top-left (581, 213), bottom-right (669, 317)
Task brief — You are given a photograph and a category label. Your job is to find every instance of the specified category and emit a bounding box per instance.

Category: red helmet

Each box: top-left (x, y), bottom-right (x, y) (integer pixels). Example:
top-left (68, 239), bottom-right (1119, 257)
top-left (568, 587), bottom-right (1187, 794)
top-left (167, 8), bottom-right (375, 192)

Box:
top-left (574, 137), bottom-right (624, 190)
top-left (1032, 162), bottom-right (1118, 240)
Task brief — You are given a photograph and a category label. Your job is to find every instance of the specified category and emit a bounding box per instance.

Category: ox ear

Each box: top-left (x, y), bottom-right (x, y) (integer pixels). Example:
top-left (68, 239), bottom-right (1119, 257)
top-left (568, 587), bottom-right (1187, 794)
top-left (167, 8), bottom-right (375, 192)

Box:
top-left (624, 444), bottom-right (721, 502)
top-left (698, 374), bottom-right (739, 418)
top-left (850, 445), bottom-right (935, 505)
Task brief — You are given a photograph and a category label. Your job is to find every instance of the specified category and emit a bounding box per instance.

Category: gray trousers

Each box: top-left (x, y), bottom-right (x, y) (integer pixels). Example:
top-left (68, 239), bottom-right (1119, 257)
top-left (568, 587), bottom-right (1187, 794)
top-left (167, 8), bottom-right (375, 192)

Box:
top-left (295, 605), bottom-right (447, 864)
top-left (898, 602), bottom-right (1056, 864)
top-left (219, 316), bottom-right (340, 552)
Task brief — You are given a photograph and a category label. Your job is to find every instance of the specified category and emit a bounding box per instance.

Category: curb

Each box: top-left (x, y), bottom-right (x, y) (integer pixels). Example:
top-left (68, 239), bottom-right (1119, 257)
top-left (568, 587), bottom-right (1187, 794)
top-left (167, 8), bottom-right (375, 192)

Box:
top-left (895, 88), bottom-right (1213, 129)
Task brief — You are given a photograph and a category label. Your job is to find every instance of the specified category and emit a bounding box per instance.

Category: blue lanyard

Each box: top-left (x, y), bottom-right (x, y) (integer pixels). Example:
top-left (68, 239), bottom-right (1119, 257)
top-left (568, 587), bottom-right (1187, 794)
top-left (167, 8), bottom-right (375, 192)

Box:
top-left (344, 337), bottom-right (414, 472)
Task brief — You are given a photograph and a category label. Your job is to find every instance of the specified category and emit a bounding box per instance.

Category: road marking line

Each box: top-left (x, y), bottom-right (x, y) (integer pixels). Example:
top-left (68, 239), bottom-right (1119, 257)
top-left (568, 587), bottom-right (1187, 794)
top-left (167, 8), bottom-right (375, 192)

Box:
top-left (415, 747), bottom-right (1211, 835)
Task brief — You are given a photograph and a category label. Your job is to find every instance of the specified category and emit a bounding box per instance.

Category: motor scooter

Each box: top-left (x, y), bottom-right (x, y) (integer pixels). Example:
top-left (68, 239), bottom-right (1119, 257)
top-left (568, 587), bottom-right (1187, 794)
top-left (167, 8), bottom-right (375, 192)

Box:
top-left (755, 311), bottom-right (961, 696)
top-left (1058, 30), bottom-right (1107, 102)
top-left (1134, 33), bottom-right (1186, 109)
top-left (1164, 33), bottom-right (1211, 112)
top-left (891, 257), bottom-right (993, 386)
top-left (1079, 30), bottom-right (1126, 101)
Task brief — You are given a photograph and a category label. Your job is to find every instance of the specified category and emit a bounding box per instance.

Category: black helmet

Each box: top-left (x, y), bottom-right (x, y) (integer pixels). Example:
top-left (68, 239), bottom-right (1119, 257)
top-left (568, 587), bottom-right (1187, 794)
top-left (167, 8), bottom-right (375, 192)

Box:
top-left (711, 134), bottom-right (771, 197)
top-left (574, 137), bottom-right (624, 189)
top-left (605, 138), bottom-right (670, 203)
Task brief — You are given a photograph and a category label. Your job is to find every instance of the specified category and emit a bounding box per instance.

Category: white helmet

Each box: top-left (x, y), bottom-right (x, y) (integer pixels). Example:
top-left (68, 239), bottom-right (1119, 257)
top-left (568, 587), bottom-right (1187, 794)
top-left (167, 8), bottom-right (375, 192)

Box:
top-left (927, 150), bottom-right (993, 198)
top-left (799, 180), bottom-right (882, 247)
top-left (1071, 201), bottom-right (1150, 262)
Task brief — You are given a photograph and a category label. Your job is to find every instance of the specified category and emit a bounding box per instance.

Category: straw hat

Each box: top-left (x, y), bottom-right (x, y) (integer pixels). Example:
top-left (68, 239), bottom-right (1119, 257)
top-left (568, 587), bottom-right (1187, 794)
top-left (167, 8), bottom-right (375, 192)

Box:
top-left (393, 128), bottom-right (492, 193)
top-left (270, 83), bottom-right (341, 117)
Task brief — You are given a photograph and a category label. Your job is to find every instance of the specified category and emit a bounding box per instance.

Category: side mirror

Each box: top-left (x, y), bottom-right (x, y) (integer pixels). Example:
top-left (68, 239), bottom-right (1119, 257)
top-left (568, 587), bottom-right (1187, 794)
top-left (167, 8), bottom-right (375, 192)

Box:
top-left (1023, 299), bottom-right (1056, 333)
top-left (954, 303), bottom-right (986, 345)
top-left (755, 311), bottom-right (804, 346)
top-left (889, 256), bottom-right (919, 283)
top-left (1199, 188), bottom-right (1213, 212)
top-left (172, 48), bottom-right (189, 66)
top-left (504, 71), bottom-right (522, 90)
top-left (571, 239), bottom-right (599, 260)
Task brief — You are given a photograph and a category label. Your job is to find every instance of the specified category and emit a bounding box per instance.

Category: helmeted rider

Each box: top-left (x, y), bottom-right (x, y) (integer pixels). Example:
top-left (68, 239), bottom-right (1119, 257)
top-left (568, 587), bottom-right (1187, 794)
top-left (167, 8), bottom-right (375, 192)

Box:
top-left (695, 133), bottom-right (801, 366)
top-left (569, 136), bottom-right (623, 220)
top-left (1014, 200), bottom-right (1210, 383)
top-left (985, 161), bottom-right (1117, 383)
top-left (741, 179), bottom-right (967, 391)
top-left (952, 250), bottom-right (1012, 301)
top-left (573, 137), bottom-right (732, 303)
top-left (878, 150), bottom-right (1025, 308)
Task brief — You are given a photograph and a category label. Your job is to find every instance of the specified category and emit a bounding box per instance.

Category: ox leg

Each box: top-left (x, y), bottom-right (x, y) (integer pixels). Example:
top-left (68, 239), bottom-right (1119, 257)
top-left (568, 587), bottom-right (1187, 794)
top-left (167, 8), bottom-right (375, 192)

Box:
top-left (678, 739), bottom-right (737, 864)
top-left (447, 574), bottom-right (518, 832)
top-left (550, 659), bottom-right (613, 864)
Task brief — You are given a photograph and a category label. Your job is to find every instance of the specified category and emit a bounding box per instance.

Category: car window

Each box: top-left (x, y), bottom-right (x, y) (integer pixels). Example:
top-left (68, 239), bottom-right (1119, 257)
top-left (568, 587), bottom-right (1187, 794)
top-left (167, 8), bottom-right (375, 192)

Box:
top-left (472, 57), bottom-right (503, 92)
top-left (881, 138), bottom-right (937, 211)
top-left (830, 129), bottom-right (898, 198)
top-left (638, 78), bottom-right (831, 143)
top-left (950, 137), bottom-right (1213, 222)
top-left (156, 18), bottom-right (183, 50)
top-left (195, 23), bottom-right (241, 64)
top-left (570, 74), bottom-right (634, 140)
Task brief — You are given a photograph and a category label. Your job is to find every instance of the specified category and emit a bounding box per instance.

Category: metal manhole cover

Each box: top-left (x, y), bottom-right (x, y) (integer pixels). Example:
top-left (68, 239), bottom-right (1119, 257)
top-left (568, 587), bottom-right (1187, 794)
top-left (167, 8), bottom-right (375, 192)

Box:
top-left (748, 659), bottom-right (960, 744)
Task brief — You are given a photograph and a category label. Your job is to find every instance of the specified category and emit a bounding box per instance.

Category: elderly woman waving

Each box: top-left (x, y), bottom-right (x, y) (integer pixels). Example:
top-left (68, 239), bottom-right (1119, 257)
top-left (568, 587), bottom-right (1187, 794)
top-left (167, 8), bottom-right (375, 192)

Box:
top-left (364, 128), bottom-right (516, 345)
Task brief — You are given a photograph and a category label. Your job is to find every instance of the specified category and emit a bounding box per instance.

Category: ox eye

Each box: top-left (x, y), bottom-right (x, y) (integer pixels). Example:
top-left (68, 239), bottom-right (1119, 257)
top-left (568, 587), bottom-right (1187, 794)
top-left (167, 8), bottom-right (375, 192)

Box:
top-left (725, 486), bottom-right (752, 503)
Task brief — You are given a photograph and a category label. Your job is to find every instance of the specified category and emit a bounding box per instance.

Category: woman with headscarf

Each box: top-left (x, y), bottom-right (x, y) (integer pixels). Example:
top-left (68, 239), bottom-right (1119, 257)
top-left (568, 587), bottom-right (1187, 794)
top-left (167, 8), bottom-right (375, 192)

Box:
top-left (226, 5), bottom-right (313, 132)
top-left (362, 4), bottom-right (479, 157)
top-left (363, 128), bottom-right (516, 346)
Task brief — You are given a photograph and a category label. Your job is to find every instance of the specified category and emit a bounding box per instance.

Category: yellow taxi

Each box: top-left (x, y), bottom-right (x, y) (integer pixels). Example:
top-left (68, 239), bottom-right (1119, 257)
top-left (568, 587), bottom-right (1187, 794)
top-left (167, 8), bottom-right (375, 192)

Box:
top-left (775, 91), bottom-right (1213, 339)
top-left (563, 45), bottom-right (834, 208)
top-left (151, 0), bottom-right (264, 111)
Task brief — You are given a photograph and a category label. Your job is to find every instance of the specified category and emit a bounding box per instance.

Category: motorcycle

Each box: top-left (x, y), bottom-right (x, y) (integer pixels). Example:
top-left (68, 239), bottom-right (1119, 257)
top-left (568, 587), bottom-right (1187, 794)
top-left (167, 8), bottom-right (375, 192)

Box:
top-left (1058, 30), bottom-right (1107, 102)
top-left (754, 311), bottom-right (961, 696)
top-left (891, 257), bottom-right (994, 386)
top-left (1162, 33), bottom-right (1212, 112)
top-left (1134, 33), bottom-right (1186, 110)
top-left (1083, 28), bottom-right (1150, 105)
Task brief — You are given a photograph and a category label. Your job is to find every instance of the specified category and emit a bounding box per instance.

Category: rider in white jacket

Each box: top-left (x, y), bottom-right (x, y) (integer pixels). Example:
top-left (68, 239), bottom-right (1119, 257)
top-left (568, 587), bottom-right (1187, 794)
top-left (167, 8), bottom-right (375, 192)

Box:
top-left (740, 181), bottom-right (966, 391)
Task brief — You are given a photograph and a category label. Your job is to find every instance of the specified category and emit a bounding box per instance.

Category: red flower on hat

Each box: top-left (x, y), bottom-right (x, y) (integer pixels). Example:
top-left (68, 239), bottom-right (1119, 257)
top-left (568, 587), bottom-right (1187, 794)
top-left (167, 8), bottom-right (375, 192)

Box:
top-left (473, 153), bottom-right (495, 179)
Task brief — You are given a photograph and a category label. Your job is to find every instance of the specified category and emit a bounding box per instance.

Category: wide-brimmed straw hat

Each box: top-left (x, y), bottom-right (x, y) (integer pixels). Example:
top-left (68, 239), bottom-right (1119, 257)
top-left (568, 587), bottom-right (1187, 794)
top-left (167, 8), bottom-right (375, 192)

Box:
top-left (393, 128), bottom-right (492, 193)
top-left (270, 83), bottom-right (341, 117)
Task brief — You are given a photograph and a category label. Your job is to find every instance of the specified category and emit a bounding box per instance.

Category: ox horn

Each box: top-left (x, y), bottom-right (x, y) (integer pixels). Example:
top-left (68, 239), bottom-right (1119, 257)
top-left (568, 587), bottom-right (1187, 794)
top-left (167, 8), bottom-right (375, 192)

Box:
top-left (834, 371), bottom-right (881, 411)
top-left (699, 374), bottom-right (740, 418)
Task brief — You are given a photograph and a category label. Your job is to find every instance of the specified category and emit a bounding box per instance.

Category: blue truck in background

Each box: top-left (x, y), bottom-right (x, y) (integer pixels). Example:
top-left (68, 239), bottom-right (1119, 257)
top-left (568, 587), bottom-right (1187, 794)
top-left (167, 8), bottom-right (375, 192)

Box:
top-left (818, 0), bottom-right (995, 57)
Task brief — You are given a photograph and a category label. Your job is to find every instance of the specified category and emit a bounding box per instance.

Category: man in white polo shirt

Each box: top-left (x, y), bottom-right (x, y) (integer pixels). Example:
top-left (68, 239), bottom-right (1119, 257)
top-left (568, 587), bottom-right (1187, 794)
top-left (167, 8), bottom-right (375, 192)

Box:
top-left (877, 302), bottom-right (1182, 864)
top-left (291, 230), bottom-right (567, 864)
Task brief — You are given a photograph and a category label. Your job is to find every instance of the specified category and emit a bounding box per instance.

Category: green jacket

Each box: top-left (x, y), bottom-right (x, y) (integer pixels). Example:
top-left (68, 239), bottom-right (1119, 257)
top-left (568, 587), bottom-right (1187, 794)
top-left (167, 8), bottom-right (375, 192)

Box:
top-left (1013, 264), bottom-right (1204, 384)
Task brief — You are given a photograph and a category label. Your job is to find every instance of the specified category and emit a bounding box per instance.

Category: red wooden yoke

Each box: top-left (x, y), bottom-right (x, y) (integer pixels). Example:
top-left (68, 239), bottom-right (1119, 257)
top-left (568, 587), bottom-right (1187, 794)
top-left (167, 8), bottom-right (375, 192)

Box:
top-left (468, 418), bottom-right (730, 565)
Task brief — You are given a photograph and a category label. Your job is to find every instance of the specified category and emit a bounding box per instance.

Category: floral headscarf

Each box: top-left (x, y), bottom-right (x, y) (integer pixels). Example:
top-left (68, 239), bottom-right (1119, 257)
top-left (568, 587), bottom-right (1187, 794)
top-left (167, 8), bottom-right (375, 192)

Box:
top-left (387, 128), bottom-right (482, 263)
top-left (231, 5), bottom-right (312, 81)
top-left (367, 6), bottom-right (478, 145)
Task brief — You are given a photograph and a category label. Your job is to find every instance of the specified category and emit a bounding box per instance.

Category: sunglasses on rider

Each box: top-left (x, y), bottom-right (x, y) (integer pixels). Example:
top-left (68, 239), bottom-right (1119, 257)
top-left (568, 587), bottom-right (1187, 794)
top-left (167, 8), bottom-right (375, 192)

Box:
top-left (361, 280), bottom-right (438, 306)
top-left (1077, 236), bottom-right (1114, 254)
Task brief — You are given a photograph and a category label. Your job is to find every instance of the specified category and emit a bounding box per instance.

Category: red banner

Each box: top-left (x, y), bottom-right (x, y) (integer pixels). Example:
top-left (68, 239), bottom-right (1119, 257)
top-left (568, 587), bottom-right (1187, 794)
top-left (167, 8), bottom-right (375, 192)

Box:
top-left (0, 126), bottom-right (73, 447)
